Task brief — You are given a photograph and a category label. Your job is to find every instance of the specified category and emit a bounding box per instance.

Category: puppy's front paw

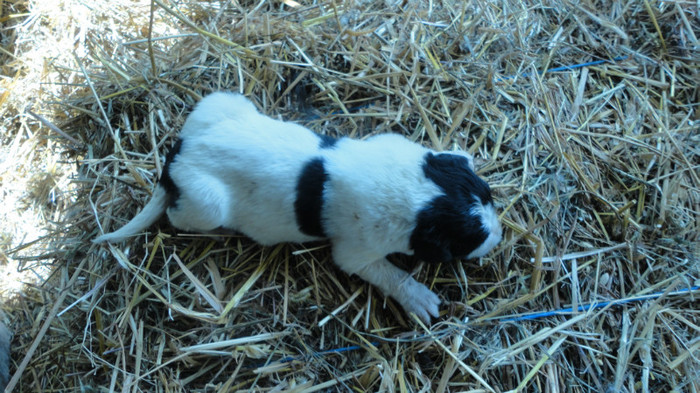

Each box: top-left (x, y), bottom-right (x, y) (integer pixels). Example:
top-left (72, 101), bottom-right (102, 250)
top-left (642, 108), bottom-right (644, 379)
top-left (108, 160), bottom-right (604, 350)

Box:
top-left (395, 278), bottom-right (441, 324)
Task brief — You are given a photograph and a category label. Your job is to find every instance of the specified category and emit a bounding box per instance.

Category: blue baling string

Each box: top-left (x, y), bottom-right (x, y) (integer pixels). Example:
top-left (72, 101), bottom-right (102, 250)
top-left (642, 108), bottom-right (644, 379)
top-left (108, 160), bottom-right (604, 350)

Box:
top-left (262, 284), bottom-right (698, 367)
top-left (497, 55), bottom-right (629, 81)
top-left (493, 285), bottom-right (699, 323)
top-left (307, 55), bottom-right (629, 120)
top-left (274, 53), bottom-right (689, 364)
top-left (539, 55), bottom-right (628, 73)
top-left (274, 344), bottom-right (369, 364)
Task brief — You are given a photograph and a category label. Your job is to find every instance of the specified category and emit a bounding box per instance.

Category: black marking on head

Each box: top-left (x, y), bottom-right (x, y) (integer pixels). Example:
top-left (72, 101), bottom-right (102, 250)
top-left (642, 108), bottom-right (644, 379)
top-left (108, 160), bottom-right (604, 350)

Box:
top-left (159, 138), bottom-right (183, 208)
top-left (410, 152), bottom-right (492, 263)
top-left (295, 158), bottom-right (328, 237)
top-left (423, 152), bottom-right (493, 205)
top-left (318, 134), bottom-right (340, 149)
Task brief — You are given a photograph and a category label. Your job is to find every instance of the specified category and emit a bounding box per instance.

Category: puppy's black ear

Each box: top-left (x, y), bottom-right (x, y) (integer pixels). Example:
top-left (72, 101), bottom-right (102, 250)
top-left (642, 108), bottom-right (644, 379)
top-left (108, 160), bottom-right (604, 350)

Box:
top-left (423, 152), bottom-right (492, 205)
top-left (410, 152), bottom-right (492, 263)
top-left (411, 232), bottom-right (453, 263)
top-left (410, 199), bottom-right (455, 263)
top-left (437, 150), bottom-right (475, 171)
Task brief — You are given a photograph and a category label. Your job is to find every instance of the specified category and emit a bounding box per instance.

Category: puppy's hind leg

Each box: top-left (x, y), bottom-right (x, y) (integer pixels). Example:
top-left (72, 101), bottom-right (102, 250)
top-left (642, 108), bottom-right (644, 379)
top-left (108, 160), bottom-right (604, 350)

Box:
top-left (166, 176), bottom-right (233, 233)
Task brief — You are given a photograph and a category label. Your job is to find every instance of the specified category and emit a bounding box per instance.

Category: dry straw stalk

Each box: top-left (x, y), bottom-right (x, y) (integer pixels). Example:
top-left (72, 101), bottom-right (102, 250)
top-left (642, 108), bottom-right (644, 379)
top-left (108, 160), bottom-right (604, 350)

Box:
top-left (0, 0), bottom-right (698, 392)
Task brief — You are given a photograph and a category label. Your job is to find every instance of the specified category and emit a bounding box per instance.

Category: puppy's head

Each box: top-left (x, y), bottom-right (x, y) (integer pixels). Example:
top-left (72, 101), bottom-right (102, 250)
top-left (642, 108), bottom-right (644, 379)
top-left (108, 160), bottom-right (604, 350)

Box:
top-left (410, 152), bottom-right (502, 263)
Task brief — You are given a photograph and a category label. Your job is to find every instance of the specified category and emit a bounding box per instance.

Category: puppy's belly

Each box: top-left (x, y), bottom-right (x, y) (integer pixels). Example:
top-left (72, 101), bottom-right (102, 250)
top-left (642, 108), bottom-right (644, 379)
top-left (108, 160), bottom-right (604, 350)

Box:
top-left (230, 213), bottom-right (323, 246)
top-left (222, 186), bottom-right (323, 246)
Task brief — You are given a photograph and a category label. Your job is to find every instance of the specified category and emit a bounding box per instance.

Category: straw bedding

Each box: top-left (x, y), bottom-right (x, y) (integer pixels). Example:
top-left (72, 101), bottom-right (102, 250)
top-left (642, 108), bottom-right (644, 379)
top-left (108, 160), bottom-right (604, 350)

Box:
top-left (0, 0), bottom-right (698, 391)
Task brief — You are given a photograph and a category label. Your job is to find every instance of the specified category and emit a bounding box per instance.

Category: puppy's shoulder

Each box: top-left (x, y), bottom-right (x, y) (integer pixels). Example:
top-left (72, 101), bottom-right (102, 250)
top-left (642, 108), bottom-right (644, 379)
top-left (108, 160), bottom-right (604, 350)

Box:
top-left (365, 133), bottom-right (417, 147)
top-left (363, 133), bottom-right (430, 160)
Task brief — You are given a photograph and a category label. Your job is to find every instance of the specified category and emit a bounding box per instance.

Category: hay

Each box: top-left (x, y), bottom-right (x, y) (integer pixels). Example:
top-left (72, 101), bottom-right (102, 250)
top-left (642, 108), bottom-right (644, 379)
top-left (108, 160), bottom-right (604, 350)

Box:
top-left (1, 0), bottom-right (698, 391)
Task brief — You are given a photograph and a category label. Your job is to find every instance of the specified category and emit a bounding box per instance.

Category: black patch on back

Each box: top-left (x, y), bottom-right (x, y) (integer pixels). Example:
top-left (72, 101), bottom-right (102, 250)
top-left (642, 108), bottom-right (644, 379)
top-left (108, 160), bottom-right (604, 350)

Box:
top-left (410, 152), bottom-right (492, 263)
top-left (295, 158), bottom-right (328, 237)
top-left (318, 134), bottom-right (340, 149)
top-left (159, 138), bottom-right (183, 208)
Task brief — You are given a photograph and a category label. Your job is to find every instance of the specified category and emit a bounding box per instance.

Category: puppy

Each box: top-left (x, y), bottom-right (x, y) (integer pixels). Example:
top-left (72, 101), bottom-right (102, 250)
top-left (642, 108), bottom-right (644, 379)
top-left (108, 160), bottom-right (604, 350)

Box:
top-left (95, 92), bottom-right (502, 323)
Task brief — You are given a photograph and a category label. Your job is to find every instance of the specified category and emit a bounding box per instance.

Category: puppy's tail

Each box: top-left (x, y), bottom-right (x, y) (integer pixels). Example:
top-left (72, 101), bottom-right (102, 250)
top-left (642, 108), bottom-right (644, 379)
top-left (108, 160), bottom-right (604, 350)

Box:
top-left (93, 185), bottom-right (169, 243)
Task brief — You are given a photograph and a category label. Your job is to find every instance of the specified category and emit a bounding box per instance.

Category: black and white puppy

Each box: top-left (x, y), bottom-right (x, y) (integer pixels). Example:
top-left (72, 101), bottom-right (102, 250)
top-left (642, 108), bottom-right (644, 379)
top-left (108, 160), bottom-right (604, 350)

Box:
top-left (95, 92), bottom-right (502, 323)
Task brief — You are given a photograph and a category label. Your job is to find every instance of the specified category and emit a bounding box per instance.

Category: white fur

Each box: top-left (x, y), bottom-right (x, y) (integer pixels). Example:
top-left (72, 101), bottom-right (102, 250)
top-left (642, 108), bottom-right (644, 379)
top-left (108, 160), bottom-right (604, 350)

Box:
top-left (95, 92), bottom-right (502, 323)
top-left (166, 94), bottom-right (321, 245)
top-left (94, 186), bottom-right (168, 243)
top-left (467, 203), bottom-right (503, 259)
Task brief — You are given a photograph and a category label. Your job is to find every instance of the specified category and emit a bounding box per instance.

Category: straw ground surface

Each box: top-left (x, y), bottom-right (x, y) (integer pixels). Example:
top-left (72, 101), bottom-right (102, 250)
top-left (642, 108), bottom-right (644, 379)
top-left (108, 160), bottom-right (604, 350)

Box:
top-left (1, 0), bottom-right (698, 392)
